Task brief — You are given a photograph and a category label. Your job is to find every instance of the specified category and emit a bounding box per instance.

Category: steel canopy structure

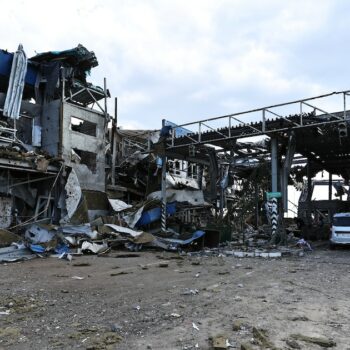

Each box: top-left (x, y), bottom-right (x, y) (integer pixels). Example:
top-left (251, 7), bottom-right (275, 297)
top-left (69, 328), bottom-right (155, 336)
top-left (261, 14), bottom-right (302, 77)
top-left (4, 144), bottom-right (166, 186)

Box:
top-left (150, 90), bottom-right (350, 234)
top-left (161, 90), bottom-right (350, 178)
top-left (166, 90), bottom-right (349, 147)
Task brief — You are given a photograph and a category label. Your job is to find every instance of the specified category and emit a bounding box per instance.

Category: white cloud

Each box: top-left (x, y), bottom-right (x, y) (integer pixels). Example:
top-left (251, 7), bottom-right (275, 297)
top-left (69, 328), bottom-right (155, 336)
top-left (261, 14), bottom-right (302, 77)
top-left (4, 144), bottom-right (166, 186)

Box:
top-left (119, 91), bottom-right (152, 108)
top-left (118, 120), bottom-right (145, 130)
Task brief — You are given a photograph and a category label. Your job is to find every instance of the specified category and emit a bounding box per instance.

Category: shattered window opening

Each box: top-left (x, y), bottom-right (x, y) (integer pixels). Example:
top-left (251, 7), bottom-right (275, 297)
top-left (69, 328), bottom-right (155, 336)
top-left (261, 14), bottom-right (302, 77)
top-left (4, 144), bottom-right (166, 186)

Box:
top-left (169, 160), bottom-right (181, 176)
top-left (187, 163), bottom-right (198, 179)
top-left (70, 116), bottom-right (97, 137)
top-left (72, 148), bottom-right (97, 173)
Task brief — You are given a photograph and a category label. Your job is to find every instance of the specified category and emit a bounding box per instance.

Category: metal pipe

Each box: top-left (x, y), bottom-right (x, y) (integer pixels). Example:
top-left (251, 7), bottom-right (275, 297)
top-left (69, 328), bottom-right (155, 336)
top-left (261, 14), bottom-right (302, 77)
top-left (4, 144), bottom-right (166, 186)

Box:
top-left (9, 175), bottom-right (56, 188)
top-left (302, 101), bottom-right (342, 120)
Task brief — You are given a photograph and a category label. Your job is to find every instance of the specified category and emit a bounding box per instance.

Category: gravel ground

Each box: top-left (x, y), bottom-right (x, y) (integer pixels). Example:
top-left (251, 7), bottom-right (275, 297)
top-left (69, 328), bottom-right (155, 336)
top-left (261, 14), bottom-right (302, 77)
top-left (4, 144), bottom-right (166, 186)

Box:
top-left (0, 245), bottom-right (349, 350)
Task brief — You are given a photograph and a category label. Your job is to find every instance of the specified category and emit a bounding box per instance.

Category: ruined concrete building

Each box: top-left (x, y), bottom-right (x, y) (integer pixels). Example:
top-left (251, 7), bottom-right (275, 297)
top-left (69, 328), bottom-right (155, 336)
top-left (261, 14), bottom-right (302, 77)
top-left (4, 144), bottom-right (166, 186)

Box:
top-left (1, 43), bottom-right (350, 251)
top-left (0, 44), bottom-right (111, 228)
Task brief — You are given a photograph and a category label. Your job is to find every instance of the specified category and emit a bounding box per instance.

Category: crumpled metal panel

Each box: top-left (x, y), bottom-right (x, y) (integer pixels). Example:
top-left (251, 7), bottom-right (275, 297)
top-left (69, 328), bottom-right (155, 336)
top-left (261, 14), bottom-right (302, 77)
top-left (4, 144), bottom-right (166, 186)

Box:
top-left (0, 244), bottom-right (35, 262)
top-left (3, 44), bottom-right (27, 119)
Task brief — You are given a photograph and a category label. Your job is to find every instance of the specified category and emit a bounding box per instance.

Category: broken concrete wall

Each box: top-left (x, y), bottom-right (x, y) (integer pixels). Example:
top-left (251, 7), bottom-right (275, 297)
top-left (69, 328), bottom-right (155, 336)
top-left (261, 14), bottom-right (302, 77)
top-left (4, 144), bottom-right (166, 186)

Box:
top-left (0, 92), bottom-right (42, 147)
top-left (41, 99), bottom-right (61, 156)
top-left (70, 190), bottom-right (109, 224)
top-left (0, 44), bottom-right (111, 228)
top-left (0, 196), bottom-right (12, 228)
top-left (61, 102), bottom-right (106, 192)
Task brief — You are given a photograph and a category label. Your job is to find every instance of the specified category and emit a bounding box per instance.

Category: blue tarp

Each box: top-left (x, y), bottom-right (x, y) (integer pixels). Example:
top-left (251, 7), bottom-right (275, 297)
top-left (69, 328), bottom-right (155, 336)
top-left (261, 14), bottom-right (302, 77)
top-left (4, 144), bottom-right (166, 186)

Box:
top-left (29, 244), bottom-right (46, 253)
top-left (54, 244), bottom-right (70, 254)
top-left (159, 230), bottom-right (205, 245)
top-left (0, 50), bottom-right (37, 86)
top-left (29, 243), bottom-right (69, 254)
top-left (135, 202), bottom-right (176, 227)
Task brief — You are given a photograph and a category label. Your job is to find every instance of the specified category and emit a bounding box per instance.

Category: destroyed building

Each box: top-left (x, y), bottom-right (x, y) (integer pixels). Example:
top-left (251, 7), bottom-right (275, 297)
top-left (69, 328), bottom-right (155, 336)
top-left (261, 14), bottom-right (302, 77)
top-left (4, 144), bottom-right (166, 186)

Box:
top-left (0, 44), bottom-right (110, 228)
top-left (1, 42), bottom-right (350, 262)
top-left (0, 44), bottom-right (211, 259)
top-left (112, 90), bottom-right (350, 248)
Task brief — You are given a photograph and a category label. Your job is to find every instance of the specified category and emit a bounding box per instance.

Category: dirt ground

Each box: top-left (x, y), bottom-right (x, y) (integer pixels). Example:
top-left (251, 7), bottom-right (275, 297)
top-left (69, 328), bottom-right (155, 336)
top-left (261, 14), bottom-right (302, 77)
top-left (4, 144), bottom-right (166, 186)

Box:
top-left (0, 245), bottom-right (349, 350)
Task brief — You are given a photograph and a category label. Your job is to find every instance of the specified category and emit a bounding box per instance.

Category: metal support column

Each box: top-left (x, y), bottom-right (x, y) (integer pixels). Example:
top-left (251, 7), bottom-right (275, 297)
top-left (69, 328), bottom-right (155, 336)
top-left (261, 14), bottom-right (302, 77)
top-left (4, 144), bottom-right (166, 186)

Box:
top-left (255, 181), bottom-right (259, 228)
top-left (306, 158), bottom-right (312, 226)
top-left (197, 165), bottom-right (203, 190)
top-left (219, 165), bottom-right (224, 220)
top-left (328, 173), bottom-right (332, 201)
top-left (161, 119), bottom-right (167, 233)
top-left (103, 77), bottom-right (107, 117)
top-left (270, 137), bottom-right (279, 238)
top-left (270, 197), bottom-right (278, 238)
top-left (281, 132), bottom-right (296, 211)
top-left (111, 97), bottom-right (117, 186)
top-left (271, 137), bottom-right (278, 192)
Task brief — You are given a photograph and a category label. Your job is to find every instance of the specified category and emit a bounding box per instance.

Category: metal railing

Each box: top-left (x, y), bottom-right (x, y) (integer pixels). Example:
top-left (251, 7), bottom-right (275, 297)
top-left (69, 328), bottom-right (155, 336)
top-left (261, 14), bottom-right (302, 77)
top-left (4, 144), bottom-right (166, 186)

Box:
top-left (167, 90), bottom-right (350, 149)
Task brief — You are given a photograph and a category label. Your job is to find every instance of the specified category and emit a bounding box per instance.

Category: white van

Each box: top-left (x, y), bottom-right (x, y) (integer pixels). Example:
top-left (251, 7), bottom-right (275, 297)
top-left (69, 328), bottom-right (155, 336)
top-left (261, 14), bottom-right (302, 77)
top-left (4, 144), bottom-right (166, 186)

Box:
top-left (330, 213), bottom-right (350, 248)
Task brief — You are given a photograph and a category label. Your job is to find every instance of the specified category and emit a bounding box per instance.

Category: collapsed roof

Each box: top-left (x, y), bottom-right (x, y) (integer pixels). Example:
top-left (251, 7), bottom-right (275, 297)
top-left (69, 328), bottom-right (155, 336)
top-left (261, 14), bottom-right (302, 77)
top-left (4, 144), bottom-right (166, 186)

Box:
top-left (0, 44), bottom-right (109, 106)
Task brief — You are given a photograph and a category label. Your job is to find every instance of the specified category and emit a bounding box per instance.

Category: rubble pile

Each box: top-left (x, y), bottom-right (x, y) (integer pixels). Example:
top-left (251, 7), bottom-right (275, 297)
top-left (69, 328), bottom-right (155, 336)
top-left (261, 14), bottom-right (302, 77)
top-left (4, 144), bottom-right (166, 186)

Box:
top-left (0, 196), bottom-right (313, 263)
top-left (0, 43), bottom-right (318, 266)
top-left (0, 197), bottom-right (207, 262)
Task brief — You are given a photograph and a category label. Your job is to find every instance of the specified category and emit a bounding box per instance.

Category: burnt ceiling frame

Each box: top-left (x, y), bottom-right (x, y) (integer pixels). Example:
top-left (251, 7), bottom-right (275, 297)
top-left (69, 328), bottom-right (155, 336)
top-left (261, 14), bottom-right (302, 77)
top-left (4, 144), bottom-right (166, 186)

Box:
top-left (166, 90), bottom-right (350, 151)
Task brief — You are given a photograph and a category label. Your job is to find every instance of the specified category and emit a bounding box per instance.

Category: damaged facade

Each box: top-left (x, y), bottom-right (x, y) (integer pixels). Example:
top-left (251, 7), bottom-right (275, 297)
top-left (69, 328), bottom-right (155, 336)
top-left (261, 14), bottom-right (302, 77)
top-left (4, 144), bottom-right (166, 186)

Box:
top-left (0, 44), bottom-right (210, 259)
top-left (0, 44), bottom-right (110, 231)
top-left (110, 89), bottom-right (350, 252)
top-left (1, 43), bottom-right (350, 261)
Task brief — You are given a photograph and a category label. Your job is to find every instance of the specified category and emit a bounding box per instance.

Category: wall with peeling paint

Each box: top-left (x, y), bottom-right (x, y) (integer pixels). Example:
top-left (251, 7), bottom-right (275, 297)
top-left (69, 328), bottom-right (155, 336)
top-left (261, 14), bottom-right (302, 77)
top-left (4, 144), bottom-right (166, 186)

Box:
top-left (61, 102), bottom-right (106, 192)
top-left (0, 196), bottom-right (12, 228)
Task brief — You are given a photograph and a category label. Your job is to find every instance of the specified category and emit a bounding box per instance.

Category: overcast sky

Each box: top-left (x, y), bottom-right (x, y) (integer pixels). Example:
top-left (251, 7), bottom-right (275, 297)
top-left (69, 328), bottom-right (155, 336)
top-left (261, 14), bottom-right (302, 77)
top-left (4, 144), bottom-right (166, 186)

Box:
top-left (1, 0), bottom-right (350, 129)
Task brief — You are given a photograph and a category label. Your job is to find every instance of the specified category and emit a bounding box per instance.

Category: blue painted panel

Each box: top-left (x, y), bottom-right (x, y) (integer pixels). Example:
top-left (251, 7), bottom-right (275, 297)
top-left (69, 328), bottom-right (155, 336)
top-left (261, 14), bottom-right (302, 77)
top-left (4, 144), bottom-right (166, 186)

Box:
top-left (0, 50), bottom-right (38, 86)
top-left (136, 202), bottom-right (177, 227)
